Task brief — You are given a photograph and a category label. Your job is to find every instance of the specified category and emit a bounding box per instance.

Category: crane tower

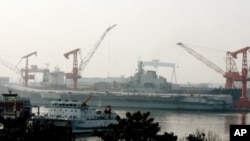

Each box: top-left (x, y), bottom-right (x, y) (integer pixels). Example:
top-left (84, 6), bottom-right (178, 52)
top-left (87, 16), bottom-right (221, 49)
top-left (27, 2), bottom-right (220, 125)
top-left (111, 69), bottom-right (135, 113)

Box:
top-left (19, 51), bottom-right (37, 87)
top-left (64, 48), bottom-right (81, 91)
top-left (177, 42), bottom-right (239, 89)
top-left (177, 42), bottom-right (250, 108)
top-left (64, 24), bottom-right (116, 90)
top-left (229, 47), bottom-right (250, 108)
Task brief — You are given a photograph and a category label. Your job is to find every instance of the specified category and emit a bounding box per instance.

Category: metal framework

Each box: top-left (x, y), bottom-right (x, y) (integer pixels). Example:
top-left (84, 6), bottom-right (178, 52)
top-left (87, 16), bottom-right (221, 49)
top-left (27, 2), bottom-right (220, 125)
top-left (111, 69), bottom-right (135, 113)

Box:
top-left (64, 48), bottom-right (81, 91)
top-left (20, 51), bottom-right (37, 87)
top-left (64, 25), bottom-right (116, 90)
top-left (139, 59), bottom-right (177, 83)
top-left (229, 47), bottom-right (250, 108)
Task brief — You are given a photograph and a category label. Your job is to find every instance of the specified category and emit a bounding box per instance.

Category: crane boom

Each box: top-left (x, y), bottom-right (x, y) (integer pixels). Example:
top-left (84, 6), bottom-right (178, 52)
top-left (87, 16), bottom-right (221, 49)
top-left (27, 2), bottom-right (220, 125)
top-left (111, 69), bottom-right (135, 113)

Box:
top-left (78, 24), bottom-right (117, 76)
top-left (0, 58), bottom-right (20, 75)
top-left (177, 42), bottom-right (225, 75)
top-left (22, 51), bottom-right (37, 59)
top-left (82, 92), bottom-right (94, 106)
top-left (64, 48), bottom-right (81, 59)
top-left (230, 47), bottom-right (250, 59)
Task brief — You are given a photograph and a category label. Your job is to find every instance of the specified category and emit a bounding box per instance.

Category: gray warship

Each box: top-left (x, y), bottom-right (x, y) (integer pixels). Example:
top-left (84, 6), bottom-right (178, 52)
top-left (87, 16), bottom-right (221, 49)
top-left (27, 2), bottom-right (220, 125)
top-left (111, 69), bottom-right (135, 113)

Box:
top-left (121, 61), bottom-right (172, 93)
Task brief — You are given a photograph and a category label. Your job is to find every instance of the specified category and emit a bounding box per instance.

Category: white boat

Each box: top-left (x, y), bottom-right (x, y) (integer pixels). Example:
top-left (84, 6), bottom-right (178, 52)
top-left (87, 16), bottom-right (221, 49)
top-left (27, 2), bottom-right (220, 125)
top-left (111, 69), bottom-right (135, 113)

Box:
top-left (32, 93), bottom-right (118, 134)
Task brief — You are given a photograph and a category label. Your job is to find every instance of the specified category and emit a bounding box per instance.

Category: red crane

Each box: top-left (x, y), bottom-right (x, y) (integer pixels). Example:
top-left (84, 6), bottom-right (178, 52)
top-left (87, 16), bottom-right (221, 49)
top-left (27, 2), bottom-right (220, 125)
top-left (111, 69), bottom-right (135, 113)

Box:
top-left (19, 51), bottom-right (37, 87)
top-left (224, 52), bottom-right (240, 88)
top-left (64, 48), bottom-right (81, 91)
top-left (177, 42), bottom-right (250, 108)
top-left (229, 47), bottom-right (250, 108)
top-left (177, 42), bottom-right (240, 89)
top-left (65, 24), bottom-right (117, 91)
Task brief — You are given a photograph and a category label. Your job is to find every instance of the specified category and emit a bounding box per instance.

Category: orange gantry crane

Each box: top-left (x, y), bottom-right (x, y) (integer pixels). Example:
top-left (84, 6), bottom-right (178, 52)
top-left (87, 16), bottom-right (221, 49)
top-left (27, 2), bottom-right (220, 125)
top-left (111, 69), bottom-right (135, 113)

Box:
top-left (177, 42), bottom-right (250, 108)
top-left (224, 51), bottom-right (240, 88)
top-left (229, 47), bottom-right (250, 108)
top-left (177, 42), bottom-right (232, 87)
top-left (177, 42), bottom-right (241, 89)
top-left (64, 48), bottom-right (81, 91)
top-left (17, 51), bottom-right (37, 87)
top-left (64, 24), bottom-right (117, 90)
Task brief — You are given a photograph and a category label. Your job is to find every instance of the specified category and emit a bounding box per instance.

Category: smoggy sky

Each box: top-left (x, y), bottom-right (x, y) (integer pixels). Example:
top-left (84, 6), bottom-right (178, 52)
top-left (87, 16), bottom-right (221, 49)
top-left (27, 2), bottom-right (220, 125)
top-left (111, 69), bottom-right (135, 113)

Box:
top-left (1, 0), bottom-right (250, 85)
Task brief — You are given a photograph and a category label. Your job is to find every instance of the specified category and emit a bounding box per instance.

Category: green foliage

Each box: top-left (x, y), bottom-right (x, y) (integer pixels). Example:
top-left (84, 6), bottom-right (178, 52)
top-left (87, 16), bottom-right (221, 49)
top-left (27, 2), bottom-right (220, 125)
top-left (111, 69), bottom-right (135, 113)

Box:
top-left (179, 129), bottom-right (222, 141)
top-left (23, 119), bottom-right (74, 141)
top-left (94, 111), bottom-right (177, 141)
top-left (0, 117), bottom-right (74, 141)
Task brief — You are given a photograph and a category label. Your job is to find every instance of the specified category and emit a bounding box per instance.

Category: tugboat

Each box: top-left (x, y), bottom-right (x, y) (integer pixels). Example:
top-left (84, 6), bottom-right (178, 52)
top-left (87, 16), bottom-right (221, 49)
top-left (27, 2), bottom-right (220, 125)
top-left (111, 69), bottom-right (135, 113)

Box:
top-left (32, 92), bottom-right (118, 134)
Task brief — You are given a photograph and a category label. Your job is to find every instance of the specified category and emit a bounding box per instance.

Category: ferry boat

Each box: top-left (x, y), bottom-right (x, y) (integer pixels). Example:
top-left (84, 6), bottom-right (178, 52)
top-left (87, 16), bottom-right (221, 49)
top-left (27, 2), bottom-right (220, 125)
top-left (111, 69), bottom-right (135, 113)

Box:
top-left (32, 93), bottom-right (118, 134)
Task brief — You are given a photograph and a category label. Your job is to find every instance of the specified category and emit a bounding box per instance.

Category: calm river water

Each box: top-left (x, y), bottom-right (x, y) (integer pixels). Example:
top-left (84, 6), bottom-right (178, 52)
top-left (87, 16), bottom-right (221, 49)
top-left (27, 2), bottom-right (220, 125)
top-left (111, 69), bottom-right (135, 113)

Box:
top-left (34, 107), bottom-right (249, 141)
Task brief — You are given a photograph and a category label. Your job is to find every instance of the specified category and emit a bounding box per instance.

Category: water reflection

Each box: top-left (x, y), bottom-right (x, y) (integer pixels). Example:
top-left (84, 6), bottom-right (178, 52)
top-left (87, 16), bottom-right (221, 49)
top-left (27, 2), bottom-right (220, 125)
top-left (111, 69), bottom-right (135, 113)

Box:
top-left (33, 107), bottom-right (250, 141)
top-left (241, 112), bottom-right (246, 125)
top-left (113, 109), bottom-right (250, 141)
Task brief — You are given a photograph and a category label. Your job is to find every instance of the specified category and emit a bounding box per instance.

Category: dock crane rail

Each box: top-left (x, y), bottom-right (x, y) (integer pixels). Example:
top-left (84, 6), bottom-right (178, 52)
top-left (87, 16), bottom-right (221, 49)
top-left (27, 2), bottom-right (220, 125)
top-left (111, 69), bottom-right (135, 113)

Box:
top-left (0, 57), bottom-right (20, 75)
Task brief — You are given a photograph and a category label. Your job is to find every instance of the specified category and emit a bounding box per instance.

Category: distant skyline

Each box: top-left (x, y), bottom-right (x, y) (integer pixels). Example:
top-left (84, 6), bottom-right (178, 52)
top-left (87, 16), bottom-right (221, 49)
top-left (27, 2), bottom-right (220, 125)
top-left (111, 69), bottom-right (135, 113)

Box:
top-left (1, 0), bottom-right (250, 84)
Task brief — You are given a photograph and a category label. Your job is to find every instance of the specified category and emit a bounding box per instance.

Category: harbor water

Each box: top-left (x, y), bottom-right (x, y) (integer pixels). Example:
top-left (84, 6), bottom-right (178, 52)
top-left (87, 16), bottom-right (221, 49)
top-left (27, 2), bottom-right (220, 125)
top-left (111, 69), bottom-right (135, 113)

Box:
top-left (33, 107), bottom-right (249, 141)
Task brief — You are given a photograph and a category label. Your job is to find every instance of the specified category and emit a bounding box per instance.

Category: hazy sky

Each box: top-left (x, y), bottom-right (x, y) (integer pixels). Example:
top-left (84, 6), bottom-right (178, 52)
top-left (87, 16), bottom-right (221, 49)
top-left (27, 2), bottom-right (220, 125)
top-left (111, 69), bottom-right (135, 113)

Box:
top-left (1, 0), bottom-right (250, 84)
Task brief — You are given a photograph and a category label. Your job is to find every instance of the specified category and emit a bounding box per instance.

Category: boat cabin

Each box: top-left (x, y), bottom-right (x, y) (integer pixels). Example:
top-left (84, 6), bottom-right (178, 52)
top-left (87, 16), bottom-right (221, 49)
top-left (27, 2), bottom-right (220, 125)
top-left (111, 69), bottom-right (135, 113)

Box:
top-left (0, 92), bottom-right (31, 119)
top-left (47, 100), bottom-right (83, 119)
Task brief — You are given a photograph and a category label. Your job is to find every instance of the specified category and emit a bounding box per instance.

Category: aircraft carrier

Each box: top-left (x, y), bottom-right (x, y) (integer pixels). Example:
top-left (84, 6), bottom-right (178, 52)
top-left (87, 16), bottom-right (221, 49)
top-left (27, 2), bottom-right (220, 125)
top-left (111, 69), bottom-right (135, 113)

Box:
top-left (4, 61), bottom-right (235, 111)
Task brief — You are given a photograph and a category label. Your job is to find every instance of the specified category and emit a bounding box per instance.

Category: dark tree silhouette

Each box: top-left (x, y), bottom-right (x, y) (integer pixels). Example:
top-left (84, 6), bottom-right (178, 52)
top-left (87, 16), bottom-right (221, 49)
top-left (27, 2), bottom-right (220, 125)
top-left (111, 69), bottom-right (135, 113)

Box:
top-left (94, 111), bottom-right (177, 141)
top-left (0, 117), bottom-right (74, 141)
top-left (186, 133), bottom-right (206, 141)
